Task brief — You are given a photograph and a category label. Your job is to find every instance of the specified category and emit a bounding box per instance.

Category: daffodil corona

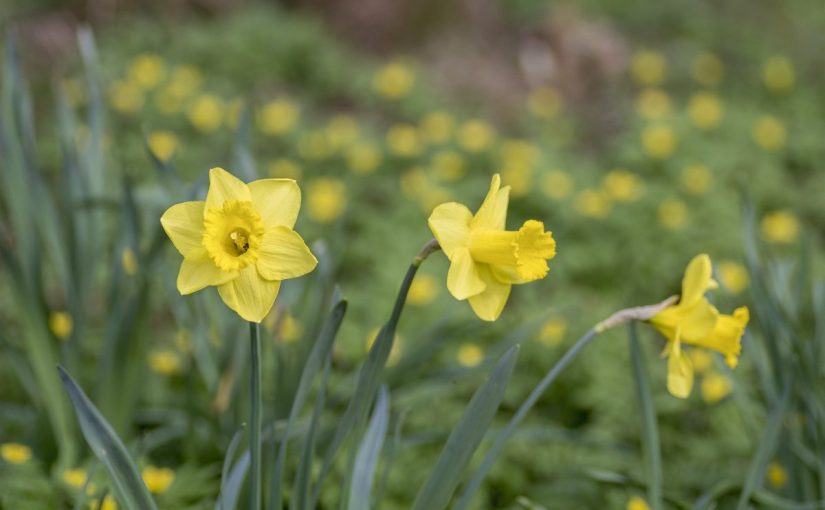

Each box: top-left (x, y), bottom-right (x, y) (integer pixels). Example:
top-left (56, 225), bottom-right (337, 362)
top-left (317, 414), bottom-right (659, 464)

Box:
top-left (161, 168), bottom-right (317, 322)
top-left (648, 254), bottom-right (749, 398)
top-left (428, 174), bottom-right (556, 321)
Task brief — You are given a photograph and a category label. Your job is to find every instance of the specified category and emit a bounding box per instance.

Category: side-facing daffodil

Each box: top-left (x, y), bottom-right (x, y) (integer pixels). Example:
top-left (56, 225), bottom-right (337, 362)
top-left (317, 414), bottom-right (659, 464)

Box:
top-left (161, 168), bottom-right (317, 322)
top-left (648, 254), bottom-right (749, 398)
top-left (428, 174), bottom-right (556, 321)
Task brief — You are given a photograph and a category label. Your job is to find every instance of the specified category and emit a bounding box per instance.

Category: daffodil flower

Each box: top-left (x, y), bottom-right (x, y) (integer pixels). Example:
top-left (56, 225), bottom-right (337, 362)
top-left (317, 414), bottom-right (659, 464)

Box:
top-left (648, 254), bottom-right (749, 398)
top-left (161, 167), bottom-right (317, 322)
top-left (428, 174), bottom-right (556, 321)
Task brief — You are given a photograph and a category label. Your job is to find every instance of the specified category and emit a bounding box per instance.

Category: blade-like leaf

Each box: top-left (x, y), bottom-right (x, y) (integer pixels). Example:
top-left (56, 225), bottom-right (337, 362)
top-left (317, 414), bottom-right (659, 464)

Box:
top-left (217, 426), bottom-right (247, 510)
top-left (410, 345), bottom-right (519, 510)
top-left (58, 366), bottom-right (158, 510)
top-left (348, 387), bottom-right (390, 510)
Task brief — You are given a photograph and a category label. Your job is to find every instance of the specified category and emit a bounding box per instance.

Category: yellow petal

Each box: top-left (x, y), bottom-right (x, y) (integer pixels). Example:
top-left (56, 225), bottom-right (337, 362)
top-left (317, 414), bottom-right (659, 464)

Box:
top-left (428, 202), bottom-right (472, 258)
top-left (206, 167), bottom-right (250, 209)
top-left (471, 174), bottom-right (510, 231)
top-left (218, 266), bottom-right (281, 322)
top-left (681, 253), bottom-right (713, 306)
top-left (675, 300), bottom-right (719, 342)
top-left (177, 249), bottom-right (238, 295)
top-left (667, 340), bottom-right (694, 398)
top-left (257, 226), bottom-right (317, 281)
top-left (447, 247), bottom-right (485, 300)
top-left (160, 201), bottom-right (205, 257)
top-left (248, 178), bottom-right (301, 229)
top-left (468, 265), bottom-right (511, 321)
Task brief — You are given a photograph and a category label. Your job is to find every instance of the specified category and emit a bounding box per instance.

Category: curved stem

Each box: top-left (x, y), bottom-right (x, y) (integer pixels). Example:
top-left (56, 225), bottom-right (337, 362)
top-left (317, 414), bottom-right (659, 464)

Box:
top-left (249, 322), bottom-right (262, 510)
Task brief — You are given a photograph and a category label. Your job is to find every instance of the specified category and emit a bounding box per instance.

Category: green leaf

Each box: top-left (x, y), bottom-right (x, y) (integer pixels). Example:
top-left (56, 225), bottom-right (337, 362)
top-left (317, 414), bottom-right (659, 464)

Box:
top-left (628, 322), bottom-right (663, 510)
top-left (348, 387), bottom-right (390, 510)
top-left (737, 383), bottom-right (792, 510)
top-left (410, 345), bottom-right (519, 510)
top-left (217, 427), bottom-right (247, 510)
top-left (58, 366), bottom-right (158, 510)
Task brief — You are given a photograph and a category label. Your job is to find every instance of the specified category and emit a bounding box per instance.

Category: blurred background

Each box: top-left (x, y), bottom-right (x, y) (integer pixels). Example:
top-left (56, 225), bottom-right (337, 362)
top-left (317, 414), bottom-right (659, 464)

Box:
top-left (1, 0), bottom-right (824, 508)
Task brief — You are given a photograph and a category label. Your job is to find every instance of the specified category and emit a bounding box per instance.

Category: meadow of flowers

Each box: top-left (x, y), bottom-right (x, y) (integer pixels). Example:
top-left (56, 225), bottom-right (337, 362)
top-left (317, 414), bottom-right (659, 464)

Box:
top-left (1, 2), bottom-right (824, 509)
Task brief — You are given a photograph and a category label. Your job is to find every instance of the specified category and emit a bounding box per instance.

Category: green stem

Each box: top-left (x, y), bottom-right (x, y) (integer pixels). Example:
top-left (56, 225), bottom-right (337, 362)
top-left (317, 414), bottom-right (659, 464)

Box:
top-left (628, 322), bottom-right (662, 510)
top-left (454, 327), bottom-right (599, 510)
top-left (249, 322), bottom-right (262, 510)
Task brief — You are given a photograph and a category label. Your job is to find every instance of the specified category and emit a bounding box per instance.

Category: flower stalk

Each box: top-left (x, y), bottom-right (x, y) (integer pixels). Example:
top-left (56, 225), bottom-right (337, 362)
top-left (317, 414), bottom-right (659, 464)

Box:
top-left (249, 321), bottom-right (262, 510)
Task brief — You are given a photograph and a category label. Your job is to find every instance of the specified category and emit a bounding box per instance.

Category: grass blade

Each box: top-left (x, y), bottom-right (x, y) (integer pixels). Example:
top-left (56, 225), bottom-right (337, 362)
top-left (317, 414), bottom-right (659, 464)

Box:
top-left (410, 345), bottom-right (519, 510)
top-left (58, 366), bottom-right (158, 510)
top-left (737, 383), bottom-right (792, 510)
top-left (348, 386), bottom-right (390, 510)
top-left (218, 427), bottom-right (247, 510)
top-left (628, 322), bottom-right (663, 510)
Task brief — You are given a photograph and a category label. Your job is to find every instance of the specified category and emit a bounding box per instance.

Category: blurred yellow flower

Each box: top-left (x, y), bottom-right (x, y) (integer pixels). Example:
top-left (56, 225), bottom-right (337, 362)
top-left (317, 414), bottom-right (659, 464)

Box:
top-left (631, 50), bottom-right (666, 86)
top-left (49, 311), bottom-right (73, 341)
top-left (129, 53), bottom-right (166, 90)
top-left (147, 130), bottom-right (178, 162)
top-left (400, 167), bottom-right (428, 199)
top-left (752, 115), bottom-right (787, 151)
top-left (641, 124), bottom-right (676, 159)
top-left (691, 52), bottom-right (724, 86)
top-left (326, 115), bottom-right (359, 149)
top-left (576, 189), bottom-right (612, 219)
top-left (258, 99), bottom-right (299, 136)
top-left (431, 150), bottom-right (465, 182)
top-left (687, 92), bottom-right (723, 130)
top-left (761, 210), bottom-right (799, 244)
top-left (1, 443), bottom-right (32, 464)
top-left (121, 247), bottom-right (138, 276)
top-left (539, 317), bottom-right (567, 347)
top-left (701, 372), bottom-right (733, 403)
top-left (527, 86), bottom-right (562, 119)
top-left (346, 143), bottom-right (381, 175)
top-left (161, 168), bottom-right (317, 322)
top-left (635, 88), bottom-right (671, 119)
top-left (457, 343), bottom-right (484, 367)
top-left (603, 169), bottom-right (643, 202)
top-left (500, 140), bottom-right (540, 168)
top-left (268, 159), bottom-right (302, 180)
top-left (457, 119), bottom-right (495, 153)
top-left (762, 55), bottom-right (795, 93)
top-left (540, 170), bottom-right (573, 200)
top-left (386, 124), bottom-right (422, 157)
top-left (307, 177), bottom-right (347, 224)
top-left (680, 164), bottom-right (712, 195)
top-left (627, 496), bottom-right (651, 510)
top-left (274, 313), bottom-right (303, 343)
top-left (109, 81), bottom-right (144, 114)
top-left (225, 98), bottom-right (245, 130)
top-left (168, 65), bottom-right (202, 98)
top-left (688, 349), bottom-right (713, 373)
top-left (767, 462), bottom-right (788, 489)
top-left (649, 254), bottom-right (749, 398)
top-left (428, 174), bottom-right (556, 321)
top-left (501, 164), bottom-right (533, 197)
top-left (62, 468), bottom-right (89, 489)
top-left (187, 94), bottom-right (224, 133)
top-left (408, 273), bottom-right (439, 306)
top-left (298, 131), bottom-right (334, 161)
top-left (148, 349), bottom-right (182, 376)
top-left (373, 61), bottom-right (415, 99)
top-left (718, 261), bottom-right (749, 294)
top-left (100, 495), bottom-right (118, 510)
top-left (420, 111), bottom-right (455, 143)
top-left (658, 199), bottom-right (688, 230)
top-left (142, 465), bottom-right (175, 494)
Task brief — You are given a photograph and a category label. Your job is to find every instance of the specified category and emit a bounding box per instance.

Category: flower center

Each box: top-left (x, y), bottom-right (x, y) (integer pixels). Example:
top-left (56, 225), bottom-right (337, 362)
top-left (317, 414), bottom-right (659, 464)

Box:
top-left (468, 220), bottom-right (555, 281)
top-left (203, 200), bottom-right (265, 271)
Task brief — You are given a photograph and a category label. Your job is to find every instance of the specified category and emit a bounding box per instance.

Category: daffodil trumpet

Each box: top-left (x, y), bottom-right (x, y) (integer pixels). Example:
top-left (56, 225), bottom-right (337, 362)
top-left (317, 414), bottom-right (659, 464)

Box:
top-left (428, 174), bottom-right (556, 321)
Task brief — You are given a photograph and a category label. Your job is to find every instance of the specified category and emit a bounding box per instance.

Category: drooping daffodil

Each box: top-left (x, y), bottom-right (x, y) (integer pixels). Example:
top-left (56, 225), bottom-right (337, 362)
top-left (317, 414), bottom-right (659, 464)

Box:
top-left (428, 174), bottom-right (556, 321)
top-left (648, 254), bottom-right (749, 398)
top-left (161, 167), bottom-right (317, 322)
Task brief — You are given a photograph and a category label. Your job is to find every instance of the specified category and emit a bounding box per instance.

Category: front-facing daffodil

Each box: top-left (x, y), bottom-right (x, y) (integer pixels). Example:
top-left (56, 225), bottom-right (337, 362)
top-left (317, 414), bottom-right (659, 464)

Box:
top-left (428, 174), bottom-right (556, 321)
top-left (648, 254), bottom-right (749, 398)
top-left (161, 168), bottom-right (317, 322)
